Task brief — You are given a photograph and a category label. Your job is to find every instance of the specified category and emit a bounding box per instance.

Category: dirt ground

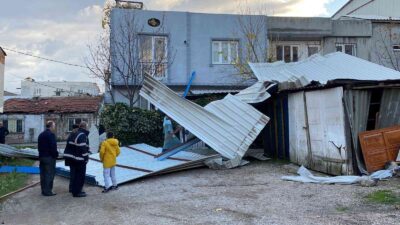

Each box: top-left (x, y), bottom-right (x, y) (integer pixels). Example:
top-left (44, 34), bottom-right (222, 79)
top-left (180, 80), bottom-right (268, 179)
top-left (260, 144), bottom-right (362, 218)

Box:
top-left (0, 160), bottom-right (399, 225)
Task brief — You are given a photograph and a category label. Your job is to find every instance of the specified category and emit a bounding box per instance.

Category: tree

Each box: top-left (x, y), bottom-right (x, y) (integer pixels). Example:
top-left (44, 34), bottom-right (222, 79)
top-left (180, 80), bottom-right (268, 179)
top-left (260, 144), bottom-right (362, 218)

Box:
top-left (87, 2), bottom-right (173, 107)
top-left (232, 3), bottom-right (269, 80)
top-left (373, 22), bottom-right (400, 71)
top-left (85, 31), bottom-right (115, 104)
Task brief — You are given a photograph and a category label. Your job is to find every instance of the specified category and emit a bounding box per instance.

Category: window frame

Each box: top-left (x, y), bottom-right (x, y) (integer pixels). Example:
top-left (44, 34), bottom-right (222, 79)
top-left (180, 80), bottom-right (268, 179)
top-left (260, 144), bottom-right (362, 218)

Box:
top-left (5, 119), bottom-right (24, 133)
top-left (393, 45), bottom-right (400, 52)
top-left (335, 43), bottom-right (357, 56)
top-left (276, 45), bottom-right (300, 62)
top-left (139, 35), bottom-right (168, 80)
top-left (211, 40), bottom-right (239, 65)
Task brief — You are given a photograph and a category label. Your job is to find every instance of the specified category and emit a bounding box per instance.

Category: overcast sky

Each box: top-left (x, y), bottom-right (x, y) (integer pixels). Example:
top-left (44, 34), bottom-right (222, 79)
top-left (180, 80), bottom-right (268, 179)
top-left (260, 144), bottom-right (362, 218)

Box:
top-left (0, 0), bottom-right (348, 93)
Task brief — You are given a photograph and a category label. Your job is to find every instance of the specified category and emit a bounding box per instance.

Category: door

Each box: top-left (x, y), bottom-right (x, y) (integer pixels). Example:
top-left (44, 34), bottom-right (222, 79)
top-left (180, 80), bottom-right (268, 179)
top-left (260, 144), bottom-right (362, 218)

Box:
top-left (288, 91), bottom-right (309, 166)
top-left (359, 125), bottom-right (400, 172)
top-left (305, 87), bottom-right (349, 175)
top-left (289, 87), bottom-right (350, 175)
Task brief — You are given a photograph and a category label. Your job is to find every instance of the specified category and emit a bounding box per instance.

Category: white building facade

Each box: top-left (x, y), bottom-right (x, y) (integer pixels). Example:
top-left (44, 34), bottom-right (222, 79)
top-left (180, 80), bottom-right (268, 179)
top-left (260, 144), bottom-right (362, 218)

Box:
top-left (20, 79), bottom-right (101, 97)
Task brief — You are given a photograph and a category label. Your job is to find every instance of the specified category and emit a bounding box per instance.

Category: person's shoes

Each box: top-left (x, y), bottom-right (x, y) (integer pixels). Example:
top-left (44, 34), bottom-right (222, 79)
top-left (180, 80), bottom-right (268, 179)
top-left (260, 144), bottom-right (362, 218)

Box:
top-left (42, 192), bottom-right (57, 196)
top-left (102, 187), bottom-right (111, 193)
top-left (111, 185), bottom-right (119, 191)
top-left (73, 192), bottom-right (87, 197)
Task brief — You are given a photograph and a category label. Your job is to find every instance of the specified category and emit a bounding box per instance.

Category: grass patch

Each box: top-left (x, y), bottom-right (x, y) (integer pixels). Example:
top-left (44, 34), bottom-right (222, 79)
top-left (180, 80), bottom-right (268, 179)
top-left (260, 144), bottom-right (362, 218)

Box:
top-left (365, 190), bottom-right (400, 205)
top-left (0, 156), bottom-right (35, 197)
top-left (335, 206), bottom-right (349, 212)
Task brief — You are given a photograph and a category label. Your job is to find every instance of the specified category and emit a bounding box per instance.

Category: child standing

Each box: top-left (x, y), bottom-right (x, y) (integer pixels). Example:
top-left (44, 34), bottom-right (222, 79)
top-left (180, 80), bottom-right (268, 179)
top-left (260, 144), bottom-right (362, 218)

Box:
top-left (99, 132), bottom-right (120, 193)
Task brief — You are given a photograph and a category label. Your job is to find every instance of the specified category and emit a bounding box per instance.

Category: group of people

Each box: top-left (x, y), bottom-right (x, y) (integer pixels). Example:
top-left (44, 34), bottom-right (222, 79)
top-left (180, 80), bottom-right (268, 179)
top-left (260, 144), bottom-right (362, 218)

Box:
top-left (37, 120), bottom-right (121, 197)
top-left (36, 115), bottom-right (180, 197)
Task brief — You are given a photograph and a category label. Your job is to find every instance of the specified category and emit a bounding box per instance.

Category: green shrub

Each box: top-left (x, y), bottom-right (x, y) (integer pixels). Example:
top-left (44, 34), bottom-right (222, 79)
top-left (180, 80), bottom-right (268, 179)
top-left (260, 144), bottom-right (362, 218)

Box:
top-left (190, 94), bottom-right (225, 107)
top-left (100, 103), bottom-right (163, 147)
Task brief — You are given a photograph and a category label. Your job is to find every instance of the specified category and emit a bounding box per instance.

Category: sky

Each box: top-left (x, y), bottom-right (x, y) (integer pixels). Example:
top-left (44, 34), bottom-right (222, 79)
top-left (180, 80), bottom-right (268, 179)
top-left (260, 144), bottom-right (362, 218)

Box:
top-left (0, 0), bottom-right (348, 93)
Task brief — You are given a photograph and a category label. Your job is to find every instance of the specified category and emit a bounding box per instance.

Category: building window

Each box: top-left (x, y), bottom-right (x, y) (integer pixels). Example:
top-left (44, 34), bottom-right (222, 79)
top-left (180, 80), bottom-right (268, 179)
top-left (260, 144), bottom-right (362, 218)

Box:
top-left (5, 119), bottom-right (23, 133)
top-left (212, 40), bottom-right (239, 64)
top-left (139, 35), bottom-right (168, 80)
top-left (308, 45), bottom-right (320, 57)
top-left (34, 88), bottom-right (41, 96)
top-left (276, 45), bottom-right (299, 62)
top-left (68, 118), bottom-right (88, 132)
top-left (393, 45), bottom-right (400, 52)
top-left (55, 88), bottom-right (62, 96)
top-left (336, 44), bottom-right (356, 56)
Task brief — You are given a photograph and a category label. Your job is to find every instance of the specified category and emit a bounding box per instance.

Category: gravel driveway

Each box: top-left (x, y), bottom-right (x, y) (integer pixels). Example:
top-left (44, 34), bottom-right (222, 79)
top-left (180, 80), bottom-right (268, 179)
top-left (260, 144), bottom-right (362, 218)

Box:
top-left (0, 161), bottom-right (399, 225)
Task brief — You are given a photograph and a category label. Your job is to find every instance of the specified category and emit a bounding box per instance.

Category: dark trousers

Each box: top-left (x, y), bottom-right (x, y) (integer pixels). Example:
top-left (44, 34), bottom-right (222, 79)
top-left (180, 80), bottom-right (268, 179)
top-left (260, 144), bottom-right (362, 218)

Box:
top-left (71, 163), bottom-right (86, 195)
top-left (68, 165), bottom-right (76, 192)
top-left (39, 157), bottom-right (56, 195)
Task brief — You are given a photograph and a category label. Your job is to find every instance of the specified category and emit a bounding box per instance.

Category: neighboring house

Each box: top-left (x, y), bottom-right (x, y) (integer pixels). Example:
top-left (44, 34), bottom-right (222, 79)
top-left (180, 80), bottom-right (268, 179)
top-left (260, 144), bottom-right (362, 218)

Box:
top-left (268, 0), bottom-right (400, 71)
top-left (20, 77), bottom-right (101, 97)
top-left (1, 96), bottom-right (102, 144)
top-left (0, 47), bottom-right (6, 113)
top-left (332, 0), bottom-right (399, 20)
top-left (109, 7), bottom-right (268, 107)
top-left (267, 17), bottom-right (372, 62)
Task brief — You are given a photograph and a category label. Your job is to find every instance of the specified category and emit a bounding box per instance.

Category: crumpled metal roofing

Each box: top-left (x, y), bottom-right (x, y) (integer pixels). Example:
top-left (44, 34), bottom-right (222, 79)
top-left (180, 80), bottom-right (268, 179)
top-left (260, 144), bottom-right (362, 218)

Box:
top-left (56, 143), bottom-right (218, 186)
top-left (249, 52), bottom-right (400, 89)
top-left (140, 75), bottom-right (270, 160)
top-left (235, 81), bottom-right (276, 104)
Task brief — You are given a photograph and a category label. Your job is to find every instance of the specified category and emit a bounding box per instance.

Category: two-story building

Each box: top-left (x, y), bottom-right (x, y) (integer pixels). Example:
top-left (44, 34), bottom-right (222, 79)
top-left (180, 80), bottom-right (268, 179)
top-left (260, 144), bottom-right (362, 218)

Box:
top-left (109, 5), bottom-right (268, 107)
top-left (109, 0), bottom-right (400, 107)
top-left (268, 0), bottom-right (400, 71)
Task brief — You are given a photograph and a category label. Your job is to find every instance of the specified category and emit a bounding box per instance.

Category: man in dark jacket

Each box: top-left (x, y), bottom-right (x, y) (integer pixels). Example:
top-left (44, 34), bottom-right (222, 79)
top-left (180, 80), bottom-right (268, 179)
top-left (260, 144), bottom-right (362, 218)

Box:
top-left (64, 124), bottom-right (79, 193)
top-left (0, 122), bottom-right (9, 144)
top-left (64, 121), bottom-right (90, 197)
top-left (38, 121), bottom-right (58, 196)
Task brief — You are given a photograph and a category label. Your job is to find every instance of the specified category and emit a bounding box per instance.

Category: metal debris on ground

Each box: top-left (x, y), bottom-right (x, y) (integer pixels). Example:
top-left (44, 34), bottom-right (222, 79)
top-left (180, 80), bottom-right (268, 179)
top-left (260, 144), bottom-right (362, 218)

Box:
top-left (56, 143), bottom-right (219, 187)
top-left (282, 166), bottom-right (397, 185)
top-left (0, 144), bottom-right (64, 159)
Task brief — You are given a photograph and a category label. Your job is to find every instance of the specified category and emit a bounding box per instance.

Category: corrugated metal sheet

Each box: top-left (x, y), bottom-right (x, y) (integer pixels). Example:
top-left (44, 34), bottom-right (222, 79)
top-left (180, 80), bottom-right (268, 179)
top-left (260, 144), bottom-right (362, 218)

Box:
top-left (190, 89), bottom-right (242, 95)
top-left (249, 52), bottom-right (400, 90)
top-left (235, 81), bottom-right (276, 104)
top-left (377, 88), bottom-right (400, 128)
top-left (56, 143), bottom-right (218, 187)
top-left (140, 75), bottom-right (270, 160)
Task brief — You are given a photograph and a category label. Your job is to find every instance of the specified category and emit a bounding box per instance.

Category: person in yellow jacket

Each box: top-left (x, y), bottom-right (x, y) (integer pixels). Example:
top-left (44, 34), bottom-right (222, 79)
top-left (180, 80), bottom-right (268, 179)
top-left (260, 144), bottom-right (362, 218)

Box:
top-left (99, 132), bottom-right (120, 193)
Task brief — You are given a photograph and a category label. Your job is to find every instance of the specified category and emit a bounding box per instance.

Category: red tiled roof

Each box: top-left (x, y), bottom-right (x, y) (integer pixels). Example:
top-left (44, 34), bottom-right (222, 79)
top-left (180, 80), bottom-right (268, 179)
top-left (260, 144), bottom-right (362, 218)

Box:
top-left (4, 96), bottom-right (103, 114)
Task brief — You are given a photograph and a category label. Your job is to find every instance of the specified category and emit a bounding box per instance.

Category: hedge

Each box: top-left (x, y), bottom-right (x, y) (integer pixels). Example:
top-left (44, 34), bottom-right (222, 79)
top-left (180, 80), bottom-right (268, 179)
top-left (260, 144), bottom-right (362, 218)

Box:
top-left (100, 103), bottom-right (163, 147)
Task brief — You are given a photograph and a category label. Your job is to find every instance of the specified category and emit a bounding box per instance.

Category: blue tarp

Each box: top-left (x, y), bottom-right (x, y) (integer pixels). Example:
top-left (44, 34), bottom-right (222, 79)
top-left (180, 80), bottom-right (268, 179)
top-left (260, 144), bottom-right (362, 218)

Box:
top-left (0, 166), bottom-right (40, 174)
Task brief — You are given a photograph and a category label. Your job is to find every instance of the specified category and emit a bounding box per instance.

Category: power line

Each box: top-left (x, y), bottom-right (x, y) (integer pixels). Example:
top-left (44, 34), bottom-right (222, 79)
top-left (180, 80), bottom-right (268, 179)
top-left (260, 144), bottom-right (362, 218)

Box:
top-left (1, 47), bottom-right (89, 69)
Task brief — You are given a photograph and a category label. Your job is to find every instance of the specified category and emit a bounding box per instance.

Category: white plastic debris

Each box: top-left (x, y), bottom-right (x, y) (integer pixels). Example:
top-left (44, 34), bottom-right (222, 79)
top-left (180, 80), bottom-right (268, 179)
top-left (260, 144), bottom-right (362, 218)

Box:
top-left (281, 166), bottom-right (395, 185)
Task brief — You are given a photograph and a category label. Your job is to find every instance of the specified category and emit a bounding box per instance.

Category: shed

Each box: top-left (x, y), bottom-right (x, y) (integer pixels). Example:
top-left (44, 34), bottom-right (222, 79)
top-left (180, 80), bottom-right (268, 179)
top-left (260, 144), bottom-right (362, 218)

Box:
top-left (246, 52), bottom-right (400, 175)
